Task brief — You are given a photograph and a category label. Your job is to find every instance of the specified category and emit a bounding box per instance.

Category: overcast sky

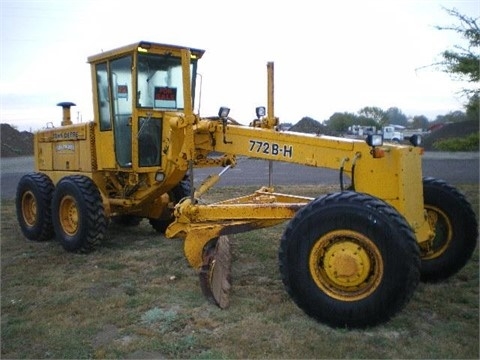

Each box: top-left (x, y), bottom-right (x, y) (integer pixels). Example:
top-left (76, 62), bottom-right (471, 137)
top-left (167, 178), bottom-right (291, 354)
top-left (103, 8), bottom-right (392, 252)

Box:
top-left (1, 0), bottom-right (479, 131)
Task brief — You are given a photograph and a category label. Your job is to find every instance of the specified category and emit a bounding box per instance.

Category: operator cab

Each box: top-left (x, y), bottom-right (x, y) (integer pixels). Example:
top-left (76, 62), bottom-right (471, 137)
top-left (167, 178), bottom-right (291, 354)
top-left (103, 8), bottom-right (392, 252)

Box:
top-left (88, 41), bottom-right (205, 169)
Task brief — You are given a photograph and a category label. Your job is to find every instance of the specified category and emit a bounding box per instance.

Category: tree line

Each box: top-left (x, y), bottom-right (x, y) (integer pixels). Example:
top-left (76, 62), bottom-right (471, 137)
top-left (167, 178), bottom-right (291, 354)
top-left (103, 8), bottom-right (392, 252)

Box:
top-left (322, 105), bottom-right (476, 133)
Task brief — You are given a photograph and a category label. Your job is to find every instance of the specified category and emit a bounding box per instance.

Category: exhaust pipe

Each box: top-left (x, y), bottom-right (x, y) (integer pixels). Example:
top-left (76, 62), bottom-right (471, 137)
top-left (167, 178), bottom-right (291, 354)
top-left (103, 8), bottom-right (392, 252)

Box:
top-left (57, 102), bottom-right (76, 126)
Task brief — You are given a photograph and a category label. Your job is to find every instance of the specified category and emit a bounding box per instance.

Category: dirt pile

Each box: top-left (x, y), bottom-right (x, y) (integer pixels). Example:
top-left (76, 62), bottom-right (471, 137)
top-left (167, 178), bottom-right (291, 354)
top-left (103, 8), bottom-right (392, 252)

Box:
top-left (1, 124), bottom-right (34, 157)
top-left (422, 120), bottom-right (479, 150)
top-left (289, 117), bottom-right (324, 134)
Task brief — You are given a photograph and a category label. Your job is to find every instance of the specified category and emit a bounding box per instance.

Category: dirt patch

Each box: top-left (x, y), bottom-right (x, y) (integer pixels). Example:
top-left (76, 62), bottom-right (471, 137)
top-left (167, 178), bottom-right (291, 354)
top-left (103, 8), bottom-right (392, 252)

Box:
top-left (92, 324), bottom-right (119, 349)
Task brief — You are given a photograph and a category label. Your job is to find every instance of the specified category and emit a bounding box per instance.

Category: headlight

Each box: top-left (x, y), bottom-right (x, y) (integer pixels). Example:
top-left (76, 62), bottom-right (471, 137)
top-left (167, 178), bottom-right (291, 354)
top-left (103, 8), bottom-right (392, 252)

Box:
top-left (366, 134), bottom-right (383, 147)
top-left (409, 134), bottom-right (422, 147)
top-left (155, 172), bottom-right (165, 182)
top-left (218, 106), bottom-right (230, 118)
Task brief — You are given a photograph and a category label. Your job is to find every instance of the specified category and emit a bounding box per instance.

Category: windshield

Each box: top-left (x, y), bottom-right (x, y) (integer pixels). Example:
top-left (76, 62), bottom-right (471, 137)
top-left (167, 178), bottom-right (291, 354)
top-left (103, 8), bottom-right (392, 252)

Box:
top-left (137, 53), bottom-right (197, 110)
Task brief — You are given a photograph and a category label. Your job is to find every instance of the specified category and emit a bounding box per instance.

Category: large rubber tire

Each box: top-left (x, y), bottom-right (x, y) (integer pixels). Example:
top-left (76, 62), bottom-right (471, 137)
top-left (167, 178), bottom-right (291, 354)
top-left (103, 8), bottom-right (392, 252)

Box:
top-left (15, 172), bottom-right (55, 241)
top-left (52, 175), bottom-right (107, 253)
top-left (149, 175), bottom-right (191, 233)
top-left (279, 191), bottom-right (420, 329)
top-left (420, 177), bottom-right (478, 282)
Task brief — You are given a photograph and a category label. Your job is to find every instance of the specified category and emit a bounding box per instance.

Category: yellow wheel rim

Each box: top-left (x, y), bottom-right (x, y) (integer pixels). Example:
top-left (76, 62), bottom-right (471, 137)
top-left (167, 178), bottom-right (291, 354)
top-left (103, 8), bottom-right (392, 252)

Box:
top-left (424, 205), bottom-right (453, 260)
top-left (59, 195), bottom-right (79, 236)
top-left (21, 191), bottom-right (37, 227)
top-left (309, 230), bottom-right (383, 301)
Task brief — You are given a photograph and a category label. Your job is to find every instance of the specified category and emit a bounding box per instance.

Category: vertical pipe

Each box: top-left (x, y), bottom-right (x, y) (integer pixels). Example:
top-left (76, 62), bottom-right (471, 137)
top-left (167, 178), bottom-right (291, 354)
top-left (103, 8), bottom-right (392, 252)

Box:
top-left (57, 102), bottom-right (76, 126)
top-left (267, 62), bottom-right (275, 186)
top-left (181, 49), bottom-right (193, 117)
top-left (267, 62), bottom-right (275, 126)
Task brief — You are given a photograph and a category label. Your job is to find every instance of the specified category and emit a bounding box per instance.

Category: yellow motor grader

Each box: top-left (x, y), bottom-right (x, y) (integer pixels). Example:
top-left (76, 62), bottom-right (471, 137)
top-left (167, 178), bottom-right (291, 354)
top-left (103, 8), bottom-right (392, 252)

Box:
top-left (16, 41), bottom-right (478, 328)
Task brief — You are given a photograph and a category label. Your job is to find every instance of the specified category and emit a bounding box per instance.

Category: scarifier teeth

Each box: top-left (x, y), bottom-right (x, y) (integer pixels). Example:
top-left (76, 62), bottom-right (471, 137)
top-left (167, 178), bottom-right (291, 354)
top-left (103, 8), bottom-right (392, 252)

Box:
top-left (198, 235), bottom-right (232, 309)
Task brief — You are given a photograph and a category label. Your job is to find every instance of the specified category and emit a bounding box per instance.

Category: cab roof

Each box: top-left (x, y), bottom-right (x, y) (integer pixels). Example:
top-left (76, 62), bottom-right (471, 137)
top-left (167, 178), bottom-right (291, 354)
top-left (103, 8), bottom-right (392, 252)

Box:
top-left (87, 41), bottom-right (206, 63)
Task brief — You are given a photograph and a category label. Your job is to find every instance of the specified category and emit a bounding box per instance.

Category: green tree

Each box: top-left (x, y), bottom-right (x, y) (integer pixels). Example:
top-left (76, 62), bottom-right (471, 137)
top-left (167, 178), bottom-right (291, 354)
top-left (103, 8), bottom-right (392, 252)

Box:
top-left (385, 107), bottom-right (408, 126)
top-left (436, 8), bottom-right (479, 85)
top-left (355, 115), bottom-right (378, 128)
top-left (358, 106), bottom-right (386, 126)
top-left (465, 92), bottom-right (479, 121)
top-left (435, 8), bottom-right (479, 114)
top-left (434, 110), bottom-right (467, 124)
top-left (325, 112), bottom-right (357, 132)
top-left (411, 115), bottom-right (429, 129)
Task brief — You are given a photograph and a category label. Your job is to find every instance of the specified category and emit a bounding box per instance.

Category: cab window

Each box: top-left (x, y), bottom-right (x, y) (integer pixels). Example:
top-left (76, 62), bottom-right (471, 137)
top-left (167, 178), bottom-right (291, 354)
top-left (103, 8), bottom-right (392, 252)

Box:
top-left (95, 63), bottom-right (111, 131)
top-left (111, 55), bottom-right (133, 167)
top-left (137, 53), bottom-right (184, 110)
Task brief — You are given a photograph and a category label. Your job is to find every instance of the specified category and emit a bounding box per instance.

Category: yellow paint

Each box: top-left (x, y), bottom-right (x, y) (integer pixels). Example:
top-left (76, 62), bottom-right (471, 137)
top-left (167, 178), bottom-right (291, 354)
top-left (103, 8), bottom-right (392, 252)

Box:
top-left (32, 41), bottom-right (434, 269)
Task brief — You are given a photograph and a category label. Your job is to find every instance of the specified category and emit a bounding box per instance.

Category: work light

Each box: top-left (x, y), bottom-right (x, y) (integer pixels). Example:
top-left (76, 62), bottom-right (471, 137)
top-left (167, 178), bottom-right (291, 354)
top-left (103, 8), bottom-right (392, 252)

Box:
top-left (218, 107), bottom-right (230, 118)
top-left (366, 134), bottom-right (383, 147)
top-left (409, 134), bottom-right (422, 147)
top-left (255, 106), bottom-right (266, 118)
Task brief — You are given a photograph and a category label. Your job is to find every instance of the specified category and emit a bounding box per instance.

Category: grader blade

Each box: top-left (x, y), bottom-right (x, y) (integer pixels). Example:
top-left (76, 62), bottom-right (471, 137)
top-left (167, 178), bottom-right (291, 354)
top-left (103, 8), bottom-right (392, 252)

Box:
top-left (199, 235), bottom-right (232, 309)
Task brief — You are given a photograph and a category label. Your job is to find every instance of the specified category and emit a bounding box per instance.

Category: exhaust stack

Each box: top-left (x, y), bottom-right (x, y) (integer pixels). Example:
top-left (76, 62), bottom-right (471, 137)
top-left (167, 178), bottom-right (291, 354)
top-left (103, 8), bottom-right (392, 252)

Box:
top-left (57, 102), bottom-right (76, 126)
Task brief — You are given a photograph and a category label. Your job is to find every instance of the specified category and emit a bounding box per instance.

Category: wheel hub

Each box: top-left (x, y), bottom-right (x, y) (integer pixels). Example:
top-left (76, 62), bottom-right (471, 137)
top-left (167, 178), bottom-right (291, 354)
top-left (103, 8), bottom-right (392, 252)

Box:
top-left (22, 191), bottom-right (37, 226)
top-left (309, 230), bottom-right (383, 301)
top-left (423, 205), bottom-right (453, 260)
top-left (59, 195), bottom-right (79, 235)
top-left (323, 242), bottom-right (371, 287)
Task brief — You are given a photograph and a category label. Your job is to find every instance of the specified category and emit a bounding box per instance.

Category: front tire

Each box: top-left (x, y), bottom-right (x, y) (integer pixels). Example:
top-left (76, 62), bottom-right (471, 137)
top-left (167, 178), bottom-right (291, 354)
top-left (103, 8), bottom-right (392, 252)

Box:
top-left (15, 172), bottom-right (55, 241)
top-left (420, 177), bottom-right (478, 282)
top-left (52, 175), bottom-right (107, 253)
top-left (279, 191), bottom-right (420, 328)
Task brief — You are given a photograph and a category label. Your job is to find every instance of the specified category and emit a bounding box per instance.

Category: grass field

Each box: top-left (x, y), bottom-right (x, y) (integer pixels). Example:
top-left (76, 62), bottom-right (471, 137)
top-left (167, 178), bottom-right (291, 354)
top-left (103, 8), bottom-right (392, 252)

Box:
top-left (1, 184), bottom-right (478, 359)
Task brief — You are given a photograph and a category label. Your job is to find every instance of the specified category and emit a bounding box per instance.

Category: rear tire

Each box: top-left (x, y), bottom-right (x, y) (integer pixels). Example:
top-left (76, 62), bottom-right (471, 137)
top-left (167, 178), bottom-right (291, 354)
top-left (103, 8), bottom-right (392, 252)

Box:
top-left (52, 175), bottom-right (107, 253)
top-left (420, 177), bottom-right (478, 282)
top-left (15, 172), bottom-right (55, 241)
top-left (279, 191), bottom-right (420, 328)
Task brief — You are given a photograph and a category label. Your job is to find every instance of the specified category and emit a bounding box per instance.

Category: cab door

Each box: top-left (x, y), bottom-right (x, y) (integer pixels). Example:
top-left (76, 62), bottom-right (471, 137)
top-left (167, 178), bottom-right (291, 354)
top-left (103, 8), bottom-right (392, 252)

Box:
top-left (110, 55), bottom-right (133, 167)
